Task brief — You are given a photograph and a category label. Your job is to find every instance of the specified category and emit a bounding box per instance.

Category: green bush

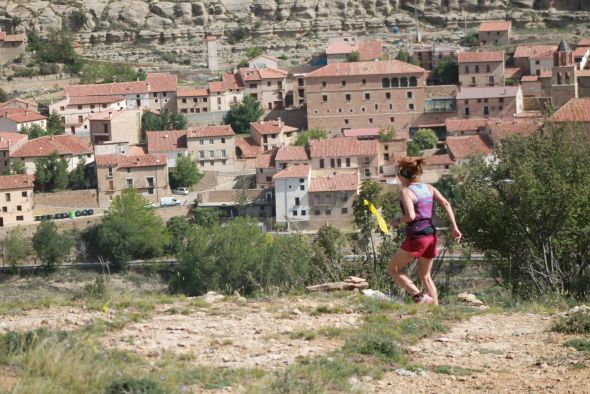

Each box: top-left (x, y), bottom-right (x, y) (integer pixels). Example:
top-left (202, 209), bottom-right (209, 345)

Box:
top-left (407, 141), bottom-right (422, 157)
top-left (564, 338), bottom-right (590, 353)
top-left (552, 312), bottom-right (590, 334)
top-left (412, 128), bottom-right (437, 149)
top-left (104, 378), bottom-right (164, 394)
top-left (0, 329), bottom-right (67, 355)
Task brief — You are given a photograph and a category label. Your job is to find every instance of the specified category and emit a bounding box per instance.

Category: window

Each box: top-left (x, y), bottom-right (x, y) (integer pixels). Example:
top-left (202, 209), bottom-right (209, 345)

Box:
top-left (483, 106), bottom-right (490, 115)
top-left (60, 106), bottom-right (65, 111)
top-left (199, 139), bottom-right (204, 145)
top-left (337, 158), bottom-right (342, 167)
top-left (484, 98), bottom-right (488, 103)
top-left (221, 138), bottom-right (226, 143)
top-left (344, 119), bottom-right (349, 124)
top-left (486, 64), bottom-right (491, 72)
top-left (362, 79), bottom-right (366, 85)
top-left (221, 149), bottom-right (227, 158)
top-left (295, 197), bottom-right (300, 206)
top-left (5, 193), bottom-right (10, 202)
top-left (464, 65), bottom-right (469, 73)
top-left (299, 178), bottom-right (305, 183)
top-left (16, 216), bottom-right (23, 221)
top-left (464, 107), bottom-right (470, 116)
top-left (249, 83), bottom-right (257, 89)
top-left (266, 176), bottom-right (272, 181)
top-left (499, 97), bottom-right (504, 103)
top-left (319, 159), bottom-right (324, 168)
top-left (203, 97), bottom-right (208, 102)
top-left (77, 105), bottom-right (83, 110)
top-left (407, 91), bottom-right (413, 99)
top-left (153, 93), bottom-right (157, 98)
top-left (301, 210), bottom-right (306, 216)
top-left (341, 207), bottom-right (348, 214)
top-left (364, 93), bottom-right (370, 100)
top-left (1, 207), bottom-right (6, 212)
top-left (199, 151), bottom-right (204, 159)
top-left (489, 76), bottom-right (495, 85)
top-left (384, 152), bottom-right (390, 161)
top-left (126, 179), bottom-right (133, 188)
top-left (322, 81), bottom-right (327, 88)
top-left (78, 115), bottom-right (83, 123)
top-left (386, 92), bottom-right (391, 99)
top-left (471, 76), bottom-right (476, 85)
top-left (300, 184), bottom-right (305, 191)
top-left (364, 168), bottom-right (371, 177)
top-left (475, 65), bottom-right (480, 73)
top-left (330, 158), bottom-right (335, 168)
top-left (345, 93), bottom-right (351, 101)
top-left (16, 205), bottom-right (22, 211)
top-left (382, 78), bottom-right (390, 88)
top-left (209, 139), bottom-right (214, 144)
top-left (361, 107), bottom-right (366, 112)
top-left (267, 81), bottom-right (271, 87)
top-left (314, 209), bottom-right (321, 215)
top-left (364, 157), bottom-right (370, 165)
top-left (146, 177), bottom-right (154, 187)
top-left (400, 77), bottom-right (408, 87)
top-left (368, 118), bottom-right (373, 124)
top-left (346, 158), bottom-right (351, 167)
top-left (325, 209), bottom-right (332, 215)
top-left (322, 95), bottom-right (328, 103)
top-left (293, 210), bottom-right (298, 216)
top-left (409, 77), bottom-right (417, 86)
top-left (409, 103), bottom-right (415, 110)
top-left (374, 104), bottom-right (379, 110)
top-left (107, 167), bottom-right (113, 178)
top-left (391, 77), bottom-right (399, 87)
top-left (342, 80), bottom-right (346, 87)
top-left (209, 150), bottom-right (214, 158)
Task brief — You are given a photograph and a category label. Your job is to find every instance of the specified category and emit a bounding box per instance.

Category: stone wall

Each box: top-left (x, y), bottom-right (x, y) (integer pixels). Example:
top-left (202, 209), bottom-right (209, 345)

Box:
top-left (34, 189), bottom-right (99, 208)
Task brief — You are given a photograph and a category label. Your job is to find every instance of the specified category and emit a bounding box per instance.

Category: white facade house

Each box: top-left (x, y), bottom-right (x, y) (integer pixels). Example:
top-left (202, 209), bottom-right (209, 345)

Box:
top-left (0, 109), bottom-right (47, 132)
top-left (248, 54), bottom-right (280, 70)
top-left (273, 164), bottom-right (311, 224)
top-left (50, 96), bottom-right (126, 136)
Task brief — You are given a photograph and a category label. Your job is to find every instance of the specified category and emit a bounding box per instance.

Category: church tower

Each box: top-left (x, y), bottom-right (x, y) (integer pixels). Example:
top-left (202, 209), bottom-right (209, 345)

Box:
top-left (551, 39), bottom-right (578, 108)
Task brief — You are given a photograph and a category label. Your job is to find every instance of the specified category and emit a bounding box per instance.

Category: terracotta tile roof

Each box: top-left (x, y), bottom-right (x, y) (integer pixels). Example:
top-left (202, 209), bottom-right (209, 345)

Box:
top-left (68, 95), bottom-right (125, 105)
top-left (423, 154), bottom-right (453, 166)
top-left (187, 125), bottom-right (235, 138)
top-left (456, 86), bottom-right (519, 100)
top-left (310, 137), bottom-right (378, 158)
top-left (342, 128), bottom-right (380, 138)
top-left (239, 67), bottom-right (287, 82)
top-left (326, 41), bottom-right (355, 55)
top-left (0, 98), bottom-right (38, 109)
top-left (574, 46), bottom-right (589, 57)
top-left (146, 130), bottom-right (188, 152)
top-left (208, 81), bottom-right (225, 93)
top-left (177, 88), bottom-right (209, 97)
top-left (513, 45), bottom-right (556, 59)
top-left (358, 41), bottom-right (382, 61)
top-left (578, 38), bottom-right (590, 46)
top-left (207, 36), bottom-right (217, 41)
top-left (272, 164), bottom-right (310, 179)
top-left (504, 67), bottom-right (522, 79)
top-left (521, 75), bottom-right (539, 82)
top-left (457, 51), bottom-right (504, 63)
top-left (12, 135), bottom-right (93, 158)
top-left (239, 67), bottom-right (261, 82)
top-left (0, 132), bottom-right (27, 150)
top-left (479, 21), bottom-right (512, 32)
top-left (96, 153), bottom-right (167, 168)
top-left (146, 73), bottom-right (177, 92)
top-left (128, 146), bottom-right (147, 155)
top-left (539, 71), bottom-right (552, 79)
top-left (257, 67), bottom-right (288, 79)
top-left (486, 120), bottom-right (540, 142)
top-left (0, 174), bottom-right (35, 190)
top-left (446, 135), bottom-right (493, 161)
top-left (578, 69), bottom-right (590, 77)
top-left (275, 146), bottom-right (309, 162)
top-left (310, 173), bottom-right (358, 192)
top-left (305, 60), bottom-right (424, 78)
top-left (0, 33), bottom-right (24, 42)
top-left (445, 118), bottom-right (487, 133)
top-left (222, 72), bottom-right (244, 89)
top-left (551, 98), bottom-right (590, 122)
top-left (255, 152), bottom-right (275, 168)
top-left (236, 137), bottom-right (262, 159)
top-left (65, 81), bottom-right (150, 97)
top-left (0, 108), bottom-right (47, 123)
top-left (250, 121), bottom-right (298, 135)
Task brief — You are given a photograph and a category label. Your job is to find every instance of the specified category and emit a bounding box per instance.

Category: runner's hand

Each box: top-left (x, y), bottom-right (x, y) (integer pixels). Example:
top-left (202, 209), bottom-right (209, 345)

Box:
top-left (452, 228), bottom-right (462, 243)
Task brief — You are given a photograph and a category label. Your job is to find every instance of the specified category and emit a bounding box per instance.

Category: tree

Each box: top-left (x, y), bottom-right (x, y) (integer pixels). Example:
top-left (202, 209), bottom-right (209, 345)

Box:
top-left (141, 111), bottom-right (188, 132)
top-left (396, 48), bottom-right (410, 63)
top-left (346, 51), bottom-right (360, 62)
top-left (136, 69), bottom-right (147, 81)
top-left (32, 29), bottom-right (84, 74)
top-left (68, 156), bottom-right (87, 189)
top-left (413, 128), bottom-right (438, 149)
top-left (433, 175), bottom-right (464, 206)
top-left (166, 216), bottom-right (193, 255)
top-left (9, 160), bottom-right (25, 175)
top-left (457, 123), bottom-right (590, 299)
top-left (170, 112), bottom-right (188, 130)
top-left (352, 180), bottom-right (384, 245)
top-left (309, 224), bottom-right (350, 283)
top-left (95, 189), bottom-right (170, 270)
top-left (293, 128), bottom-right (327, 146)
top-left (1, 227), bottom-right (29, 268)
top-left (434, 56), bottom-right (459, 84)
top-left (32, 221), bottom-right (73, 271)
top-left (34, 152), bottom-right (68, 192)
top-left (192, 206), bottom-right (220, 227)
top-left (378, 126), bottom-right (396, 142)
top-left (407, 141), bottom-right (422, 157)
top-left (20, 124), bottom-right (50, 139)
top-left (0, 88), bottom-right (8, 103)
top-left (245, 46), bottom-right (262, 59)
top-left (70, 9), bottom-right (88, 30)
top-left (223, 96), bottom-right (264, 134)
top-left (170, 156), bottom-right (201, 189)
top-left (46, 110), bottom-right (64, 135)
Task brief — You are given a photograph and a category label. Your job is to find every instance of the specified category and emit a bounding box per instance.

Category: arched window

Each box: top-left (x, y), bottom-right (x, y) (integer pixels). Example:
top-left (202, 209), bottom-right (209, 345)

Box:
top-left (565, 72), bottom-right (571, 84)
top-left (382, 78), bottom-right (390, 88)
top-left (391, 77), bottom-right (399, 87)
top-left (557, 72), bottom-right (562, 85)
top-left (400, 77), bottom-right (408, 87)
top-left (409, 77), bottom-right (417, 87)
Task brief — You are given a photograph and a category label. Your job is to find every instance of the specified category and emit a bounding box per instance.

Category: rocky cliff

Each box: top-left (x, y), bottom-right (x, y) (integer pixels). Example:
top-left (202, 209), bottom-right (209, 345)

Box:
top-left (1, 1), bottom-right (589, 70)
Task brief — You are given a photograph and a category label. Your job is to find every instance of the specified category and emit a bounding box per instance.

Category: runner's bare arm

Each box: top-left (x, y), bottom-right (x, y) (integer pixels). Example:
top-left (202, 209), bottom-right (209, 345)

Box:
top-left (432, 186), bottom-right (462, 241)
top-left (398, 188), bottom-right (416, 223)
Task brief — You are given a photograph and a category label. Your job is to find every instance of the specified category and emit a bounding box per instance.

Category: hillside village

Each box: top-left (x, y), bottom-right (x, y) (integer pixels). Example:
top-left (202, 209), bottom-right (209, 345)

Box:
top-left (0, 20), bottom-right (589, 233)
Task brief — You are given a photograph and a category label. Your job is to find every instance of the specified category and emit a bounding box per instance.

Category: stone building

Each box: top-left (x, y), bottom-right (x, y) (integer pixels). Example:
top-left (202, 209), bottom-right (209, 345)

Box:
top-left (0, 132), bottom-right (26, 174)
top-left (305, 60), bottom-right (426, 138)
top-left (0, 31), bottom-right (25, 64)
top-left (186, 125), bottom-right (236, 172)
top-left (88, 108), bottom-right (142, 146)
top-left (50, 95), bottom-right (126, 135)
top-left (249, 120), bottom-right (299, 151)
top-left (457, 51), bottom-right (505, 87)
top-left (478, 21), bottom-right (511, 46)
top-left (146, 130), bottom-right (188, 168)
top-left (513, 45), bottom-right (557, 76)
top-left (238, 67), bottom-right (287, 111)
top-left (551, 40), bottom-right (578, 108)
top-left (146, 73), bottom-right (178, 113)
top-left (456, 86), bottom-right (523, 118)
top-left (177, 88), bottom-right (209, 114)
top-left (0, 174), bottom-right (35, 228)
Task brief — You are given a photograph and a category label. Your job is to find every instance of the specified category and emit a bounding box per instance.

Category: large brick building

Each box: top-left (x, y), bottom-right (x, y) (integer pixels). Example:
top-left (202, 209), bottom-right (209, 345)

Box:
top-left (305, 60), bottom-right (426, 137)
top-left (457, 51), bottom-right (505, 87)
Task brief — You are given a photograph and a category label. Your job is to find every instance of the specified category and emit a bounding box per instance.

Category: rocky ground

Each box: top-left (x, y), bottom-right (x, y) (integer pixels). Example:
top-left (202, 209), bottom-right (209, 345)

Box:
top-left (0, 272), bottom-right (589, 393)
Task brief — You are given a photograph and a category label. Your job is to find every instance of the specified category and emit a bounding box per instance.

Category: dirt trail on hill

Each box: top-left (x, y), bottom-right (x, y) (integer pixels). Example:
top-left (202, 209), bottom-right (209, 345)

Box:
top-left (368, 313), bottom-right (590, 394)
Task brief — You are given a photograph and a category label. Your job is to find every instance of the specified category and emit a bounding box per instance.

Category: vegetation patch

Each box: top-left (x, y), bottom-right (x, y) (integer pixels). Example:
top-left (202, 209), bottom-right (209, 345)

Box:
top-left (552, 312), bottom-right (590, 334)
top-left (564, 339), bottom-right (590, 353)
top-left (434, 365), bottom-right (474, 376)
top-left (105, 378), bottom-right (164, 394)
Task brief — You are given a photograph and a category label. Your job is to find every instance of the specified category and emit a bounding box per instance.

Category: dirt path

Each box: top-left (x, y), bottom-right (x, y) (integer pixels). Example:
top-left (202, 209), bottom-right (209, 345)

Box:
top-left (368, 313), bottom-right (590, 394)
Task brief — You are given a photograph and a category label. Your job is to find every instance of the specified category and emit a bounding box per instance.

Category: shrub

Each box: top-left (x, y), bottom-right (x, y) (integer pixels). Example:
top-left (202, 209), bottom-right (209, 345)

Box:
top-left (552, 312), bottom-right (590, 334)
top-left (32, 221), bottom-right (74, 271)
top-left (104, 378), bottom-right (164, 394)
top-left (564, 339), bottom-right (590, 353)
top-left (412, 128), bottom-right (437, 149)
top-left (407, 141), bottom-right (422, 157)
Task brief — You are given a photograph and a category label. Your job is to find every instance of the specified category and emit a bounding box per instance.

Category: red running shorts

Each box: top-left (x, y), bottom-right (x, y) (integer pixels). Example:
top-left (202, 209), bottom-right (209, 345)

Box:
top-left (401, 234), bottom-right (439, 259)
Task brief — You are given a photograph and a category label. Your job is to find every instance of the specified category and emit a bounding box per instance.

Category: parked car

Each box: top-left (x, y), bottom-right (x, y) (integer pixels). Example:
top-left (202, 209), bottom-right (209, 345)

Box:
top-left (160, 197), bottom-right (182, 207)
top-left (173, 187), bottom-right (189, 195)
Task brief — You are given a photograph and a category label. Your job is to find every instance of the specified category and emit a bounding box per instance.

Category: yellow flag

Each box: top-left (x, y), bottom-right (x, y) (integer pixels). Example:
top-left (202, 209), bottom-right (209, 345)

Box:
top-left (363, 199), bottom-right (389, 234)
